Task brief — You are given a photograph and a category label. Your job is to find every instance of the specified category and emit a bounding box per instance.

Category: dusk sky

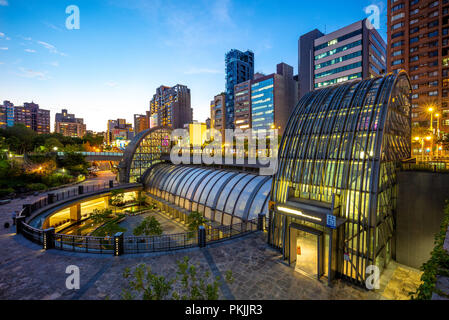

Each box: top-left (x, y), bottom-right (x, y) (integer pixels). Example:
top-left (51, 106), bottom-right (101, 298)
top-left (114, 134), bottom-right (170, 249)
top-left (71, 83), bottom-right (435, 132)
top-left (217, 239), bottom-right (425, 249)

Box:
top-left (0, 0), bottom-right (388, 132)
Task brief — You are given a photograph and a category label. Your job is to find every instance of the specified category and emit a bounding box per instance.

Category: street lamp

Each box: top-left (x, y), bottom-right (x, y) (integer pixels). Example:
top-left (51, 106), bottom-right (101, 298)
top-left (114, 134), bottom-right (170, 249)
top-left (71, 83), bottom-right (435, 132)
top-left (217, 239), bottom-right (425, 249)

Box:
top-left (414, 136), bottom-right (432, 163)
top-left (428, 107), bottom-right (435, 133)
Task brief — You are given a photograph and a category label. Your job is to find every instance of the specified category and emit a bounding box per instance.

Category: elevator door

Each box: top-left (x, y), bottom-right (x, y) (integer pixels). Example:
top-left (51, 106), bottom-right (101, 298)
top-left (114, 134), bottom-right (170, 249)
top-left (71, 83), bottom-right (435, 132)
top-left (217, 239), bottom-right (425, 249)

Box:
top-left (289, 225), bottom-right (324, 280)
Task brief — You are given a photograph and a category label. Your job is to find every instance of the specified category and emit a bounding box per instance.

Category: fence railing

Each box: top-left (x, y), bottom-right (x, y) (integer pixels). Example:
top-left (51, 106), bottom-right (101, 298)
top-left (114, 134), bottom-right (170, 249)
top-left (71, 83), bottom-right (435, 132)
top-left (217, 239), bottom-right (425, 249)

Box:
top-left (15, 183), bottom-right (264, 255)
top-left (400, 162), bottom-right (449, 173)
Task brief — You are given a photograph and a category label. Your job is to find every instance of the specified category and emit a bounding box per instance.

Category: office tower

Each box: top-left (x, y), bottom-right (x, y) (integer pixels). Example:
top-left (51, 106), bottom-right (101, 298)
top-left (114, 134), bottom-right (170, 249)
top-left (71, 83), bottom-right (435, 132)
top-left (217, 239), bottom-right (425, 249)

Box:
top-left (106, 119), bottom-right (134, 145)
top-left (54, 109), bottom-right (86, 138)
top-left (233, 63), bottom-right (298, 135)
top-left (134, 113), bottom-right (150, 134)
top-left (388, 0), bottom-right (449, 134)
top-left (225, 49), bottom-right (254, 129)
top-left (299, 19), bottom-right (387, 98)
top-left (150, 84), bottom-right (192, 129)
top-left (210, 93), bottom-right (226, 138)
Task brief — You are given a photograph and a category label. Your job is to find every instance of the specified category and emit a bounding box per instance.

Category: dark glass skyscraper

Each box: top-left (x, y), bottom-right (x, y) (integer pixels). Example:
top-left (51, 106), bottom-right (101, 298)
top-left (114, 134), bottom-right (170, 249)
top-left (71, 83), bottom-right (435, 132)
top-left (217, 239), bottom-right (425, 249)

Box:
top-left (225, 49), bottom-right (254, 129)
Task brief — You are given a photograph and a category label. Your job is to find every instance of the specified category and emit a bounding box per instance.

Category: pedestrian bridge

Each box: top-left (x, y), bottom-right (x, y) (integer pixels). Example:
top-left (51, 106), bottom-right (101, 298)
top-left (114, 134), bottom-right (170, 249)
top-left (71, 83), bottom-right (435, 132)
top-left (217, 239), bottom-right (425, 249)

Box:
top-left (56, 151), bottom-right (124, 161)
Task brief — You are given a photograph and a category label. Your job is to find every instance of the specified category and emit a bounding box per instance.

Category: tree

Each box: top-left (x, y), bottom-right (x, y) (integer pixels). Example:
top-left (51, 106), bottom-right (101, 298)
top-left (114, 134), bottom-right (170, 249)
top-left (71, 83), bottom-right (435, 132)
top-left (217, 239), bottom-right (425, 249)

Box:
top-left (122, 257), bottom-right (233, 300)
top-left (132, 216), bottom-right (163, 236)
top-left (187, 211), bottom-right (207, 233)
top-left (44, 137), bottom-right (64, 151)
top-left (110, 189), bottom-right (125, 206)
top-left (186, 211), bottom-right (208, 239)
top-left (90, 208), bottom-right (114, 225)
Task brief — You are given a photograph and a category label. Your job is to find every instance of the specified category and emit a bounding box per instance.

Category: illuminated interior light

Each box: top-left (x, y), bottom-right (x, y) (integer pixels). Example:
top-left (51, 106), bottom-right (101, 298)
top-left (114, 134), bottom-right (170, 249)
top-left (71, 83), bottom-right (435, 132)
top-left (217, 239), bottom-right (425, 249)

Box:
top-left (277, 206), bottom-right (322, 222)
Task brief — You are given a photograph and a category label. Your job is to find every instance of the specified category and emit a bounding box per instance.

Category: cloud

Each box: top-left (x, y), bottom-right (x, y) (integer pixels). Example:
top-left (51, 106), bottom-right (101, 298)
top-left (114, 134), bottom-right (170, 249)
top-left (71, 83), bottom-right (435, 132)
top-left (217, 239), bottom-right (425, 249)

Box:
top-left (47, 61), bottom-right (59, 67)
top-left (17, 67), bottom-right (50, 80)
top-left (44, 22), bottom-right (63, 32)
top-left (0, 47), bottom-right (8, 50)
top-left (0, 0), bottom-right (8, 6)
top-left (24, 49), bottom-right (36, 53)
top-left (0, 62), bottom-right (4, 65)
top-left (37, 40), bottom-right (66, 56)
top-left (105, 81), bottom-right (118, 87)
top-left (184, 67), bottom-right (222, 75)
top-left (0, 32), bottom-right (4, 37)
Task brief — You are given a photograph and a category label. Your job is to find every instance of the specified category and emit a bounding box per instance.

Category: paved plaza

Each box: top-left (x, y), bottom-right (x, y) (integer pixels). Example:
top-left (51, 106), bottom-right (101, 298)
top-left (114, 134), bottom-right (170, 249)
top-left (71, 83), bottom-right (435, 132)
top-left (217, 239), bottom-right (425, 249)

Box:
top-left (0, 191), bottom-right (385, 300)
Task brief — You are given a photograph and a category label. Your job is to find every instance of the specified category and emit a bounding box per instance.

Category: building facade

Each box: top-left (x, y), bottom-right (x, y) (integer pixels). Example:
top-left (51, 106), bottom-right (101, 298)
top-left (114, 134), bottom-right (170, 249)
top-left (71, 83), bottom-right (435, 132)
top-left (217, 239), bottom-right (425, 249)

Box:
top-left (106, 119), bottom-right (134, 146)
top-left (210, 93), bottom-right (226, 137)
top-left (225, 49), bottom-right (254, 129)
top-left (3, 102), bottom-right (51, 134)
top-left (54, 109), bottom-right (86, 138)
top-left (299, 19), bottom-right (387, 98)
top-left (232, 63), bottom-right (298, 135)
top-left (134, 113), bottom-right (150, 134)
top-left (269, 72), bottom-right (411, 285)
top-left (387, 0), bottom-right (449, 135)
top-left (150, 84), bottom-right (193, 130)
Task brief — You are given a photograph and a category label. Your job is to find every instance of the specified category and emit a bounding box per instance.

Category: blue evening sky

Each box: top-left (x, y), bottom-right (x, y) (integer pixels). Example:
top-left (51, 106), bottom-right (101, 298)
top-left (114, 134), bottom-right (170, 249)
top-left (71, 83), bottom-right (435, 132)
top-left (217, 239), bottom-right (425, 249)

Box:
top-left (0, 0), bottom-right (388, 132)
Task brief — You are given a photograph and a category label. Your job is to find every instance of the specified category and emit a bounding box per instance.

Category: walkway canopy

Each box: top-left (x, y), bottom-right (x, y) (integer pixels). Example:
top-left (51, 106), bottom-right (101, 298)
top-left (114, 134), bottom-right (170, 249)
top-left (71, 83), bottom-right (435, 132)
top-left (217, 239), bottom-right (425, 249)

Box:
top-left (270, 71), bottom-right (412, 283)
top-left (144, 163), bottom-right (272, 225)
top-left (118, 127), bottom-right (172, 183)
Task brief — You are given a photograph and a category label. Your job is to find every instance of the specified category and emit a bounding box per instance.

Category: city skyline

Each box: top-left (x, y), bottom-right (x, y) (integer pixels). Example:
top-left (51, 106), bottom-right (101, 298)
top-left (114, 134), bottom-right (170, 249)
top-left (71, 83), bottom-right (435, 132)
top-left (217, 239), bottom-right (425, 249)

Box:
top-left (0, 0), bottom-right (388, 132)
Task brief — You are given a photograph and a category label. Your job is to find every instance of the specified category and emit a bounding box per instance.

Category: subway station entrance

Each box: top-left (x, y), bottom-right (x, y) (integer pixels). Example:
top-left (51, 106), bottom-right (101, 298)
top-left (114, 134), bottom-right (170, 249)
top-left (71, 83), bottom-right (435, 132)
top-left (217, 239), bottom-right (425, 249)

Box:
top-left (289, 224), bottom-right (324, 279)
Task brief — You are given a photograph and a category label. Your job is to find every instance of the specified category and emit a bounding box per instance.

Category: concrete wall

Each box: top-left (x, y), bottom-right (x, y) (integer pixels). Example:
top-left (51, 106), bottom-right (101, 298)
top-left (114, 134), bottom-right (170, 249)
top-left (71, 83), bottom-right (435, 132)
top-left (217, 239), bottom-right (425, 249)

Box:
top-left (396, 171), bottom-right (449, 269)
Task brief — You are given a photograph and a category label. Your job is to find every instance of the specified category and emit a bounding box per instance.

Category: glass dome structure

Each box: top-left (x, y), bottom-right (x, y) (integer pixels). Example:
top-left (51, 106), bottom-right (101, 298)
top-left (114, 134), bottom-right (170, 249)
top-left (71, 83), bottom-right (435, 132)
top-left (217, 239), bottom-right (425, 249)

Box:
top-left (144, 163), bottom-right (272, 225)
top-left (269, 71), bottom-right (411, 284)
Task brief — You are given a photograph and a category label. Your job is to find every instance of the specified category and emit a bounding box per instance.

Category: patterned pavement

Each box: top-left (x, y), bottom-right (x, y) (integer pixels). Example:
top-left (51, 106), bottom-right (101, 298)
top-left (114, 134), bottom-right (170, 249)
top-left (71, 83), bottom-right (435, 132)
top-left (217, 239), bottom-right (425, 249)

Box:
top-left (0, 181), bottom-right (380, 300)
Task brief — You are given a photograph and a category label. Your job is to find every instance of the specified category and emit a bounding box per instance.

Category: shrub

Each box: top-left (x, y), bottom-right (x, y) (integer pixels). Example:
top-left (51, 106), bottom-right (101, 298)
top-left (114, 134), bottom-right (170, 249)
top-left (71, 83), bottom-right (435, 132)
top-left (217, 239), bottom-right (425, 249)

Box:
top-left (0, 187), bottom-right (14, 198)
top-left (133, 216), bottom-right (163, 236)
top-left (411, 201), bottom-right (449, 299)
top-left (26, 183), bottom-right (47, 192)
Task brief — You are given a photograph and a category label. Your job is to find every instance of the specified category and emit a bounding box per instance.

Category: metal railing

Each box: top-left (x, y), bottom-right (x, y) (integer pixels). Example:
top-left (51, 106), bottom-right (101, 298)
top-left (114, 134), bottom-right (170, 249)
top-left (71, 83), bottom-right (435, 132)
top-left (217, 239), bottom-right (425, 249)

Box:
top-left (16, 180), bottom-right (263, 255)
top-left (206, 219), bottom-right (259, 244)
top-left (123, 232), bottom-right (198, 254)
top-left (400, 162), bottom-right (449, 173)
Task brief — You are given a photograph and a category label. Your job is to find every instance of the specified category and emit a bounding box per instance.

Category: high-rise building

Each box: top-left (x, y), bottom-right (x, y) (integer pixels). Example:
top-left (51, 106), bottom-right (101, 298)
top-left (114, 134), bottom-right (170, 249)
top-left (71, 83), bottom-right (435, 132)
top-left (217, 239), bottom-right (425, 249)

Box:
top-left (5, 102), bottom-right (50, 134)
top-left (54, 109), bottom-right (86, 138)
top-left (0, 100), bottom-right (15, 128)
top-left (225, 49), bottom-right (254, 129)
top-left (184, 121), bottom-right (208, 146)
top-left (299, 19), bottom-right (387, 98)
top-left (387, 0), bottom-right (449, 134)
top-left (150, 84), bottom-right (192, 129)
top-left (106, 119), bottom-right (134, 145)
top-left (233, 63), bottom-right (298, 135)
top-left (210, 93), bottom-right (226, 138)
top-left (134, 113), bottom-right (150, 134)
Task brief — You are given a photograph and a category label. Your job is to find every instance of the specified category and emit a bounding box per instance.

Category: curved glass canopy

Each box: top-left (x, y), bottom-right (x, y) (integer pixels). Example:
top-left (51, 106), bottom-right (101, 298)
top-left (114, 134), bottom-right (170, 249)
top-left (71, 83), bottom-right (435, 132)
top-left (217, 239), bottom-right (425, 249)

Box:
top-left (118, 127), bottom-right (172, 183)
top-left (144, 163), bottom-right (272, 225)
top-left (270, 71), bottom-right (411, 284)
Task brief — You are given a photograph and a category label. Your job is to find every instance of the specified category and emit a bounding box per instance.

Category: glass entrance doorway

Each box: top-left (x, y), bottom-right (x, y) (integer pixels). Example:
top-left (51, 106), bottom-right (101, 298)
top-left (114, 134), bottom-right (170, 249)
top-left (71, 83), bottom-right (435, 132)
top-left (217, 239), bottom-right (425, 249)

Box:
top-left (295, 230), bottom-right (318, 276)
top-left (289, 224), bottom-right (324, 279)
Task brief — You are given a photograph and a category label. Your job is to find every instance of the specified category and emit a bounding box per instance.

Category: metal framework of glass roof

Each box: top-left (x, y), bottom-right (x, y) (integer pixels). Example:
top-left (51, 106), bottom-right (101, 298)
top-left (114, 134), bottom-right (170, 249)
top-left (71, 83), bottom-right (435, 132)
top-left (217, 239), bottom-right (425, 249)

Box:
top-left (269, 71), bottom-right (411, 284)
top-left (144, 163), bottom-right (272, 225)
top-left (118, 127), bottom-right (172, 183)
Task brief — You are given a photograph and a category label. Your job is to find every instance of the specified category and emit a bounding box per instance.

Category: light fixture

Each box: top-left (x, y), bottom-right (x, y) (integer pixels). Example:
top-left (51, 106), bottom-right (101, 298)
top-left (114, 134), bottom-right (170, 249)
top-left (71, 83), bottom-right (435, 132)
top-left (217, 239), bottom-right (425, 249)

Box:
top-left (277, 206), bottom-right (322, 222)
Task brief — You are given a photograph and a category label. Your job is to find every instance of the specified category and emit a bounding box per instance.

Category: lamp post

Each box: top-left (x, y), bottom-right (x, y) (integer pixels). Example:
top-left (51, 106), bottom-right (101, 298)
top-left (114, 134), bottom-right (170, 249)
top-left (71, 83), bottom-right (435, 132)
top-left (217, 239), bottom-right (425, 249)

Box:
top-left (428, 107), bottom-right (434, 133)
top-left (414, 136), bottom-right (432, 163)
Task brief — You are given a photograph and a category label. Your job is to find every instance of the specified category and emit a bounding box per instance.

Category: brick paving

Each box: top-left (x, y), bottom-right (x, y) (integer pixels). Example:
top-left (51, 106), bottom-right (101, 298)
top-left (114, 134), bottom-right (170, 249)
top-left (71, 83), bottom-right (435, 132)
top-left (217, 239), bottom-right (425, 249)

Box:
top-left (0, 182), bottom-right (380, 300)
